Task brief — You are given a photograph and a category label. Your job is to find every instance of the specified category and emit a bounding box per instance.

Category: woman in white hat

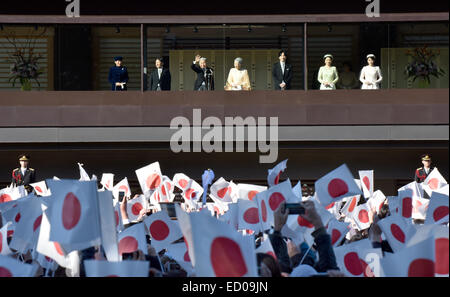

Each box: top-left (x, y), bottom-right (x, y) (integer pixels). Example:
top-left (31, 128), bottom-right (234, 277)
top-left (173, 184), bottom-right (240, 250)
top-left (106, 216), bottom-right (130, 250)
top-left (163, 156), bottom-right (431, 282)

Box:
top-left (317, 54), bottom-right (339, 90)
top-left (359, 54), bottom-right (383, 89)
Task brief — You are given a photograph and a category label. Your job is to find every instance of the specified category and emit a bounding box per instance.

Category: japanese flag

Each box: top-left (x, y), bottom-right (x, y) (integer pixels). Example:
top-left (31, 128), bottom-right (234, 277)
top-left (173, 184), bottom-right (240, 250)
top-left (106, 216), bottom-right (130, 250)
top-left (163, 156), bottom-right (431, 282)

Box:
top-left (0, 187), bottom-right (22, 203)
top-left (166, 242), bottom-right (194, 276)
top-left (399, 181), bottom-right (423, 199)
top-left (398, 189), bottom-right (414, 222)
top-left (377, 213), bottom-right (413, 253)
top-left (84, 260), bottom-right (149, 277)
top-left (100, 173), bottom-right (114, 191)
top-left (425, 192), bottom-right (449, 225)
top-left (173, 173), bottom-right (192, 191)
top-left (0, 255), bottom-right (38, 277)
top-left (367, 190), bottom-right (386, 215)
top-left (98, 191), bottom-right (120, 262)
top-left (182, 178), bottom-right (203, 208)
top-left (380, 237), bottom-right (435, 277)
top-left (292, 181), bottom-right (302, 199)
top-left (218, 203), bottom-right (239, 231)
top-left (358, 170), bottom-right (374, 199)
top-left (46, 179), bottom-right (102, 252)
top-left (341, 195), bottom-right (360, 218)
top-left (143, 210), bottom-right (182, 252)
top-left (326, 218), bottom-right (350, 247)
top-left (118, 222), bottom-right (148, 258)
top-left (228, 180), bottom-right (239, 202)
top-left (78, 163), bottom-right (91, 181)
top-left (135, 162), bottom-right (162, 195)
top-left (237, 183), bottom-right (267, 201)
top-left (387, 196), bottom-right (400, 215)
top-left (412, 196), bottom-right (430, 220)
top-left (113, 177), bottom-right (131, 199)
top-left (333, 239), bottom-right (375, 277)
top-left (189, 211), bottom-right (258, 277)
top-left (158, 176), bottom-right (175, 202)
top-left (267, 159), bottom-right (288, 187)
top-left (237, 199), bottom-right (262, 233)
top-left (266, 180), bottom-right (297, 212)
top-left (315, 164), bottom-right (362, 207)
top-left (30, 181), bottom-right (50, 197)
top-left (423, 168), bottom-right (448, 195)
top-left (127, 194), bottom-right (148, 222)
top-left (286, 213), bottom-right (315, 247)
top-left (256, 234), bottom-right (277, 260)
top-left (254, 191), bottom-right (271, 231)
top-left (351, 203), bottom-right (371, 230)
top-left (210, 177), bottom-right (233, 203)
top-left (175, 204), bottom-right (196, 266)
top-left (113, 201), bottom-right (124, 233)
top-left (0, 223), bottom-right (12, 256)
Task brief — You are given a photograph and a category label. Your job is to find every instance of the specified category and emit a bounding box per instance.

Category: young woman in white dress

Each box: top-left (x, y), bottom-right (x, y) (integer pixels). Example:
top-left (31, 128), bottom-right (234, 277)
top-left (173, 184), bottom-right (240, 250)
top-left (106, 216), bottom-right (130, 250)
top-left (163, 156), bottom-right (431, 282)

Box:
top-left (360, 54), bottom-right (383, 89)
top-left (317, 54), bottom-right (339, 90)
top-left (224, 57), bottom-right (251, 91)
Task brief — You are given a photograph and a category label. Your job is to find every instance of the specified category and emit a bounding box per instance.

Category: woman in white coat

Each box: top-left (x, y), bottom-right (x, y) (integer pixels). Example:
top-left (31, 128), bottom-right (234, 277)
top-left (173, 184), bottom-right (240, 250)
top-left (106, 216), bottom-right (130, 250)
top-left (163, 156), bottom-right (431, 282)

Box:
top-left (360, 54), bottom-right (383, 89)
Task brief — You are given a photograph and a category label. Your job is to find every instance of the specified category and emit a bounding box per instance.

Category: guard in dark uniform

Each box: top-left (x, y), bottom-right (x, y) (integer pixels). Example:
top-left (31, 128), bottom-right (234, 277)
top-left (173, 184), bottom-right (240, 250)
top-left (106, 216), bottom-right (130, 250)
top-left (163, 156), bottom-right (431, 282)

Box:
top-left (108, 56), bottom-right (129, 91)
top-left (415, 154), bottom-right (435, 183)
top-left (11, 155), bottom-right (36, 194)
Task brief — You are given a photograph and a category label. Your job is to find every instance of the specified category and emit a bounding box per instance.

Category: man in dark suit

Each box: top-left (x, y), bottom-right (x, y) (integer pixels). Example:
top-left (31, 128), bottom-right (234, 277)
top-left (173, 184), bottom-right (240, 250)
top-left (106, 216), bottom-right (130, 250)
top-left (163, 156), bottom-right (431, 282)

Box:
top-left (272, 50), bottom-right (293, 90)
top-left (149, 58), bottom-right (171, 91)
top-left (191, 55), bottom-right (214, 91)
top-left (11, 155), bottom-right (36, 193)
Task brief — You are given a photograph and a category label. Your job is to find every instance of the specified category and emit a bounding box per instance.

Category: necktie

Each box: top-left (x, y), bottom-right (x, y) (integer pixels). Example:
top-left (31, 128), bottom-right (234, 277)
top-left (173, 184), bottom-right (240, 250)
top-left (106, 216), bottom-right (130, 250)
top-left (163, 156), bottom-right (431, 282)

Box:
top-left (281, 63), bottom-right (285, 75)
top-left (158, 68), bottom-right (162, 79)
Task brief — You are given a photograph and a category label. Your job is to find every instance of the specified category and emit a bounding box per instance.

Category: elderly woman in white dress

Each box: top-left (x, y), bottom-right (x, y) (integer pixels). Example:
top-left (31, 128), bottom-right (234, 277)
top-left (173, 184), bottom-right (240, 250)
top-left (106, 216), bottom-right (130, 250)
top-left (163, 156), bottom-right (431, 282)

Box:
top-left (360, 54), bottom-right (383, 89)
top-left (318, 54), bottom-right (339, 90)
top-left (224, 57), bottom-right (251, 91)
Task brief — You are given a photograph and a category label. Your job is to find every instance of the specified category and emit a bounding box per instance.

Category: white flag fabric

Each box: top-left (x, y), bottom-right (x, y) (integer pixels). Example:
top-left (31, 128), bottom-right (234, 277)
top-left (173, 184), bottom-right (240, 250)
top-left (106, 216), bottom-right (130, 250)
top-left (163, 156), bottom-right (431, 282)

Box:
top-left (166, 242), bottom-right (194, 276)
top-left (412, 196), bottom-right (429, 220)
top-left (237, 199), bottom-right (262, 233)
top-left (267, 159), bottom-right (288, 187)
top-left (46, 179), bottom-right (102, 252)
top-left (78, 163), bottom-right (90, 181)
top-left (425, 192), bottom-right (449, 225)
top-left (158, 176), bottom-right (175, 202)
top-left (358, 170), bottom-right (374, 199)
top-left (175, 204), bottom-right (196, 266)
top-left (326, 218), bottom-right (350, 247)
top-left (114, 201), bottom-right (124, 233)
top-left (98, 191), bottom-right (120, 262)
top-left (0, 255), bottom-right (38, 277)
top-left (0, 223), bottom-right (12, 255)
top-left (144, 210), bottom-right (182, 252)
top-left (173, 173), bottom-right (192, 191)
top-left (0, 186), bottom-right (23, 203)
top-left (255, 234), bottom-right (277, 260)
top-left (292, 181), bottom-right (302, 199)
top-left (210, 177), bottom-right (233, 203)
top-left (126, 194), bottom-right (147, 222)
top-left (315, 164), bottom-right (362, 207)
top-left (189, 211), bottom-right (258, 277)
top-left (117, 222), bottom-right (148, 258)
top-left (217, 203), bottom-right (239, 231)
top-left (254, 192), bottom-right (272, 231)
top-left (84, 260), bottom-right (149, 277)
top-left (30, 181), bottom-right (51, 197)
top-left (367, 190), bottom-right (386, 215)
top-left (266, 180), bottom-right (297, 212)
top-left (387, 196), bottom-right (400, 215)
top-left (135, 162), bottom-right (162, 195)
top-left (423, 168), bottom-right (448, 195)
top-left (113, 177), bottom-right (132, 199)
top-left (399, 181), bottom-right (423, 199)
top-left (351, 203), bottom-right (371, 231)
top-left (398, 189), bottom-right (413, 223)
top-left (100, 173), bottom-right (114, 191)
top-left (237, 183), bottom-right (267, 201)
top-left (377, 213), bottom-right (412, 253)
top-left (182, 178), bottom-right (203, 209)
top-left (333, 239), bottom-right (374, 277)
top-left (340, 195), bottom-right (360, 217)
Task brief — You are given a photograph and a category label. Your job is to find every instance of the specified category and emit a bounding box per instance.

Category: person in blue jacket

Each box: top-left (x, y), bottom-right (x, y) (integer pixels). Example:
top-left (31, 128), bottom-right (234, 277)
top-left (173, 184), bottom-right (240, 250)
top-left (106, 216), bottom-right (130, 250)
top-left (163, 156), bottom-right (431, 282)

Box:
top-left (108, 56), bottom-right (129, 91)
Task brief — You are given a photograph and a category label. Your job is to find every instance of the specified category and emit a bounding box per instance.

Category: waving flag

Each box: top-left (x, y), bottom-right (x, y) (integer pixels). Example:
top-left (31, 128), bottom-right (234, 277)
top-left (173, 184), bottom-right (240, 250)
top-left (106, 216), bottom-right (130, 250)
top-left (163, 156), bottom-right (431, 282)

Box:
top-left (315, 164), bottom-right (362, 207)
top-left (256, 234), bottom-right (277, 260)
top-left (113, 177), bottom-right (131, 200)
top-left (326, 218), bottom-right (350, 247)
top-left (127, 194), bottom-right (148, 222)
top-left (0, 255), bottom-right (38, 277)
top-left (217, 203), bottom-right (239, 231)
top-left (158, 176), bottom-right (175, 202)
top-left (135, 162), bottom-right (162, 195)
top-left (173, 173), bottom-right (192, 191)
top-left (425, 192), bottom-right (449, 225)
top-left (358, 170), bottom-right (374, 199)
top-left (175, 204), bottom-right (196, 266)
top-left (237, 199), bottom-right (262, 233)
top-left (377, 213), bottom-right (413, 253)
top-left (423, 168), bottom-right (448, 194)
top-left (351, 203), bottom-right (371, 231)
top-left (166, 242), bottom-right (194, 276)
top-left (0, 223), bottom-right (12, 256)
top-left (267, 159), bottom-right (288, 187)
top-left (98, 191), bottom-right (120, 262)
top-left (100, 173), bottom-right (114, 191)
top-left (78, 163), bottom-right (91, 181)
top-left (144, 210), bottom-right (182, 252)
top-left (237, 183), bottom-right (267, 201)
top-left (118, 222), bottom-right (148, 258)
top-left (367, 190), bottom-right (386, 215)
top-left (210, 177), bottom-right (233, 204)
top-left (182, 178), bottom-right (204, 209)
top-left (412, 196), bottom-right (430, 220)
top-left (30, 181), bottom-right (50, 197)
top-left (254, 191), bottom-right (271, 231)
top-left (113, 201), bottom-right (124, 233)
top-left (333, 239), bottom-right (374, 277)
top-left (84, 260), bottom-right (149, 277)
top-left (341, 195), bottom-right (360, 217)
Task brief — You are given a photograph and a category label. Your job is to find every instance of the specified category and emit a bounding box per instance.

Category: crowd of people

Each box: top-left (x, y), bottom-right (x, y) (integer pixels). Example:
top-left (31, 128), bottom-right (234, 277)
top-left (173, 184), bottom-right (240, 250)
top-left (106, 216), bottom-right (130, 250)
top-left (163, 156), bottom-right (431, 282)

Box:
top-left (0, 154), bottom-right (447, 277)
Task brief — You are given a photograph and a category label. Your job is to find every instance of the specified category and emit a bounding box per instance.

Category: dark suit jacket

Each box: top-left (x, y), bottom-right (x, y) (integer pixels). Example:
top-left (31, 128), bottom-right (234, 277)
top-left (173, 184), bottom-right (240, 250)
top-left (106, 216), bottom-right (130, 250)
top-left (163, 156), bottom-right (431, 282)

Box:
top-left (191, 63), bottom-right (214, 90)
top-left (149, 68), bottom-right (171, 91)
top-left (272, 62), bottom-right (293, 90)
top-left (11, 167), bottom-right (36, 192)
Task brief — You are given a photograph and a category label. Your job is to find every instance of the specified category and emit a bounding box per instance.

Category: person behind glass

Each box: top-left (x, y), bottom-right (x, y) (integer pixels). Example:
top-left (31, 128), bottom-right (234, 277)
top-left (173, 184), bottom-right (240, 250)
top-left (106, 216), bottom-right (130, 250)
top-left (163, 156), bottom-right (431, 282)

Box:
top-left (224, 57), bottom-right (251, 91)
top-left (108, 56), bottom-right (129, 91)
top-left (149, 58), bottom-right (171, 91)
top-left (11, 154), bottom-right (36, 194)
top-left (337, 61), bottom-right (359, 89)
top-left (360, 54), bottom-right (382, 89)
top-left (318, 54), bottom-right (339, 90)
top-left (191, 55), bottom-right (214, 91)
top-left (272, 50), bottom-right (293, 90)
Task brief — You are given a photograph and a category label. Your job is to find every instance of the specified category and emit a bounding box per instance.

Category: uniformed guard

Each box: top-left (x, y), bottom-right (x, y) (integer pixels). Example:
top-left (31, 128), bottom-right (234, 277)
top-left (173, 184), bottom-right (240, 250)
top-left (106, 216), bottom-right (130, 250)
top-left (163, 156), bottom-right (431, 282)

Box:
top-left (414, 154), bottom-right (435, 184)
top-left (11, 154), bottom-right (36, 194)
top-left (108, 56), bottom-right (129, 91)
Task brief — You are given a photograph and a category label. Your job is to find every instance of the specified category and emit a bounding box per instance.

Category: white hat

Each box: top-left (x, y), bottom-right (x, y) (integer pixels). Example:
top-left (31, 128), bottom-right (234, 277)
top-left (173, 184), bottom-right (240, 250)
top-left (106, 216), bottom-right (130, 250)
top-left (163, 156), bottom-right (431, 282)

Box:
top-left (367, 54), bottom-right (376, 59)
top-left (290, 264), bottom-right (318, 277)
top-left (324, 54), bottom-right (333, 60)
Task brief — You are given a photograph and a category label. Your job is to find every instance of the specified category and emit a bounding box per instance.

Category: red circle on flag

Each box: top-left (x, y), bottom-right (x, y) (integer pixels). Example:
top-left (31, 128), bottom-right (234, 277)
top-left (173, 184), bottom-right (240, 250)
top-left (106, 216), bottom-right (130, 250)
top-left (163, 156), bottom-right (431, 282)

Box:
top-left (184, 251), bottom-right (191, 262)
top-left (178, 179), bottom-right (188, 189)
top-left (7, 230), bottom-right (13, 238)
top-left (15, 212), bottom-right (21, 223)
top-left (146, 173), bottom-right (161, 190)
top-left (362, 176), bottom-right (371, 192)
top-left (150, 220), bottom-right (170, 241)
top-left (0, 233), bottom-right (3, 253)
top-left (402, 197), bottom-right (412, 218)
top-left (210, 237), bottom-right (248, 277)
top-left (217, 187), bottom-right (229, 199)
top-left (33, 214), bottom-right (43, 232)
top-left (428, 178), bottom-right (439, 190)
top-left (435, 238), bottom-right (449, 275)
top-left (54, 242), bottom-right (64, 256)
top-left (132, 202), bottom-right (143, 216)
top-left (328, 178), bottom-right (349, 198)
top-left (118, 236), bottom-right (138, 255)
top-left (390, 224), bottom-right (405, 243)
top-left (243, 208), bottom-right (260, 224)
top-left (62, 192), bottom-right (81, 230)
top-left (344, 252), bottom-right (363, 275)
top-left (331, 229), bottom-right (341, 245)
top-left (35, 186), bottom-right (43, 193)
top-left (358, 209), bottom-right (369, 223)
top-left (433, 206), bottom-right (449, 222)
top-left (119, 185), bottom-right (128, 195)
top-left (360, 259), bottom-right (375, 277)
top-left (248, 191), bottom-right (258, 201)
top-left (115, 211), bottom-right (119, 227)
top-left (185, 188), bottom-right (195, 200)
top-left (268, 192), bottom-right (285, 211)
top-left (274, 172), bottom-right (281, 185)
top-left (162, 183), bottom-right (171, 196)
top-left (348, 197), bottom-right (357, 213)
top-left (326, 202), bottom-right (335, 210)
top-left (261, 200), bottom-right (268, 222)
top-left (408, 259), bottom-right (435, 277)
top-left (0, 267), bottom-right (12, 277)
top-left (0, 194), bottom-right (12, 203)
top-left (297, 215), bottom-right (313, 228)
